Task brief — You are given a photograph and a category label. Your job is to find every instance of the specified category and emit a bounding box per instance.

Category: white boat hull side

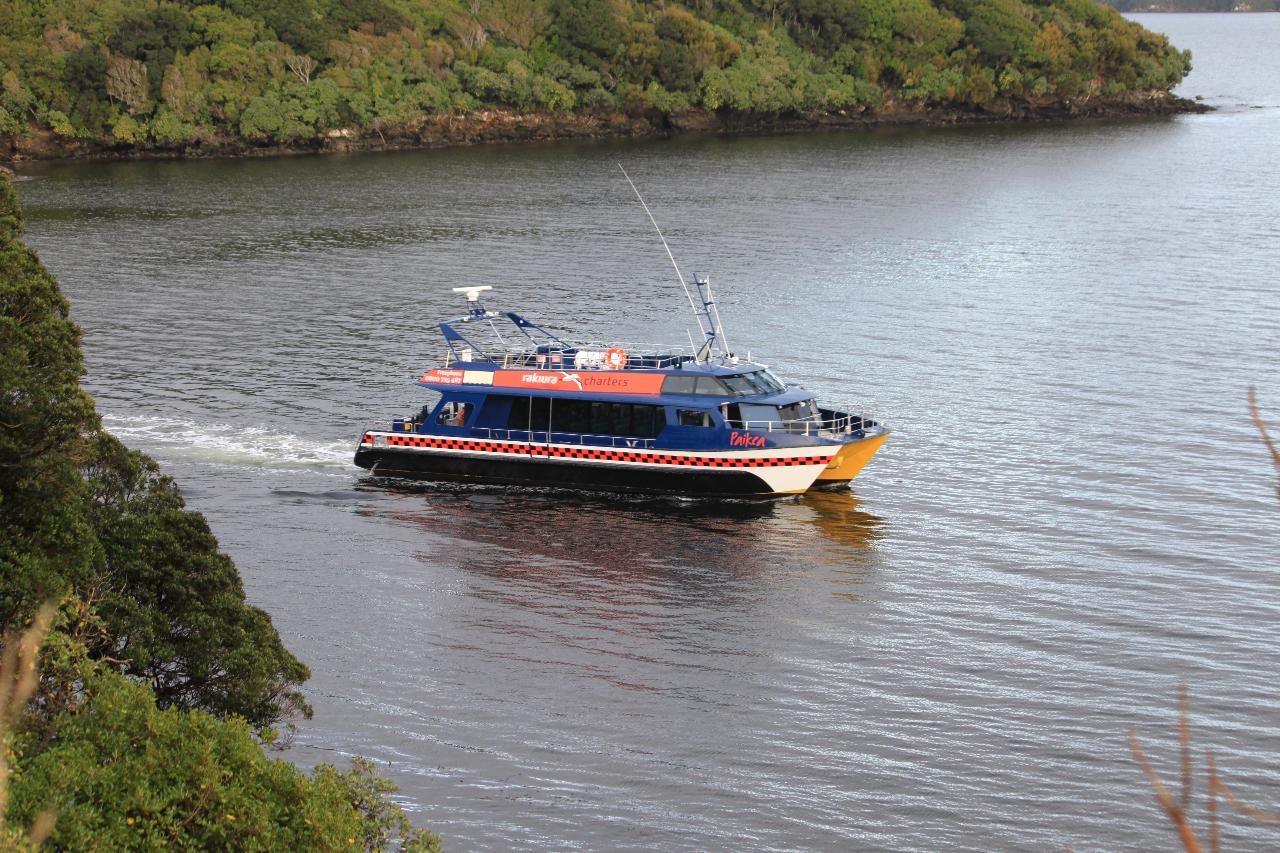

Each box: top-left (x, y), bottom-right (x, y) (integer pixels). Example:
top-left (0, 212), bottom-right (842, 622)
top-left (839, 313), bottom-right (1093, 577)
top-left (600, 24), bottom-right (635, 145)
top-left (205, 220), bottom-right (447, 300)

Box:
top-left (355, 432), bottom-right (837, 495)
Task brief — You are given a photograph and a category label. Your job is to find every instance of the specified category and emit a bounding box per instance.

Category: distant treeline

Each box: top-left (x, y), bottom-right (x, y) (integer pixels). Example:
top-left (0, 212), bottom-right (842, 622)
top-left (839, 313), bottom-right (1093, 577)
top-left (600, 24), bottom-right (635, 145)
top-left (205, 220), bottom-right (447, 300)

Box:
top-left (0, 0), bottom-right (1192, 153)
top-left (1105, 0), bottom-right (1278, 11)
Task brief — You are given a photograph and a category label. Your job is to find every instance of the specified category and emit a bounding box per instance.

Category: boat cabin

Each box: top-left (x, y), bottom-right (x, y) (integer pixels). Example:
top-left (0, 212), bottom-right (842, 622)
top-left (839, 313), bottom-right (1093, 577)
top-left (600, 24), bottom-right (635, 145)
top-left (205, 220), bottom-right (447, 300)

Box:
top-left (387, 303), bottom-right (871, 451)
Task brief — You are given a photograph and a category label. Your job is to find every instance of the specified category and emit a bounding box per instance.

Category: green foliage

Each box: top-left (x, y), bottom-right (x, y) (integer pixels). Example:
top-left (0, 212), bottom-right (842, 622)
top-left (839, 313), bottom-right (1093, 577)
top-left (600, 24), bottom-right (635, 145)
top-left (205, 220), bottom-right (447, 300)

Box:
top-left (239, 93), bottom-right (284, 139)
top-left (963, 0), bottom-right (1039, 65)
top-left (550, 0), bottom-right (628, 66)
top-left (110, 111), bottom-right (146, 143)
top-left (0, 173), bottom-right (440, 848)
top-left (107, 3), bottom-right (199, 97)
top-left (9, 670), bottom-right (441, 852)
top-left (651, 6), bottom-right (740, 91)
top-left (83, 432), bottom-right (312, 727)
top-left (0, 0), bottom-right (1192, 149)
top-left (1, 171), bottom-right (309, 730)
top-left (0, 179), bottom-right (99, 627)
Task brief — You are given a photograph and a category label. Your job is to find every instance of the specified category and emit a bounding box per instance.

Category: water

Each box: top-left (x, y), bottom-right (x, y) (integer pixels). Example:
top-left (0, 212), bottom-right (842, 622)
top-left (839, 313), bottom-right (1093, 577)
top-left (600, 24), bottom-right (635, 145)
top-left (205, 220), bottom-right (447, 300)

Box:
top-left (12, 13), bottom-right (1280, 851)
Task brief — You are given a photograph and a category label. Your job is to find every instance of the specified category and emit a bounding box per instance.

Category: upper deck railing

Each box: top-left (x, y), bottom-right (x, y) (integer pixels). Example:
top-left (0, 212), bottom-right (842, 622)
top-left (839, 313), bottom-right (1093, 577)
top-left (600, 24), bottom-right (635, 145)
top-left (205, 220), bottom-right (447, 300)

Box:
top-left (443, 341), bottom-right (706, 371)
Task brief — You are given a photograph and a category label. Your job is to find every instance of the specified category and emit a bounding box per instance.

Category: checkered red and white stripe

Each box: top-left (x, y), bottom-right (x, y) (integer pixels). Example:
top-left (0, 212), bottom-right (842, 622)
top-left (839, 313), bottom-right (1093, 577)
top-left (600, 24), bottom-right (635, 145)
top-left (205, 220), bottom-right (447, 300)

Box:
top-left (359, 432), bottom-right (835, 469)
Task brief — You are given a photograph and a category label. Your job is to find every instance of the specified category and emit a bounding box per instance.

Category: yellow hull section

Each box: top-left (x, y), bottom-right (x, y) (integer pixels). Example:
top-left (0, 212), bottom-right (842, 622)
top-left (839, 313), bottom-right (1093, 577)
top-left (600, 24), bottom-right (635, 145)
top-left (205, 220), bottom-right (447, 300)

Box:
top-left (813, 432), bottom-right (889, 486)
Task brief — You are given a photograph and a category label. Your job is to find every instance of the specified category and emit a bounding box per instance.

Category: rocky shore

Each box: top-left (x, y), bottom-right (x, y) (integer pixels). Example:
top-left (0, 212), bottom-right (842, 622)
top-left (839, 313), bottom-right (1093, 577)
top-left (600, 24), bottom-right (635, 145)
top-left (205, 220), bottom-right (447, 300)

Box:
top-left (2, 90), bottom-right (1209, 164)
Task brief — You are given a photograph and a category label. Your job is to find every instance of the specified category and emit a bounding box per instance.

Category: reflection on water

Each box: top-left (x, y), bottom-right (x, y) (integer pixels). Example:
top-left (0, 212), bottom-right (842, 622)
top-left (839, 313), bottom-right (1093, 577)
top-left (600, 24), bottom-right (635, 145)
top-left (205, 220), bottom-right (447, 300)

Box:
top-left (360, 481), bottom-right (884, 600)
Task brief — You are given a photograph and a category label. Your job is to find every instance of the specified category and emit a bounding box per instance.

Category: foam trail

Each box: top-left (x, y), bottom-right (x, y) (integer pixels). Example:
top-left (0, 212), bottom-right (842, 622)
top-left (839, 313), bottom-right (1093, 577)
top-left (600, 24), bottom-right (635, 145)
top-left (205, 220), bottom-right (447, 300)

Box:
top-left (102, 414), bottom-right (355, 470)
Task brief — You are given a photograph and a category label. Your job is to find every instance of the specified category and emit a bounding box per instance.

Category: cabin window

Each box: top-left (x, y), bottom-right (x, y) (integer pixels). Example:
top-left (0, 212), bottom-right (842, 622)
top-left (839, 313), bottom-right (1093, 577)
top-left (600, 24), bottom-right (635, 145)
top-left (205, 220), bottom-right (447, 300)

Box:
top-left (579, 402), bottom-right (663, 438)
top-left (662, 375), bottom-right (697, 395)
top-left (721, 370), bottom-right (788, 396)
top-left (559, 398), bottom-right (591, 434)
top-left (661, 375), bottom-right (733, 396)
top-left (737, 403), bottom-right (781, 426)
top-left (506, 397), bottom-right (525, 430)
top-left (437, 402), bottom-right (473, 426)
top-left (750, 370), bottom-right (787, 393)
top-left (504, 396), bottom-right (666, 438)
top-left (589, 402), bottom-right (610, 435)
top-left (732, 401), bottom-right (819, 430)
top-left (782, 400), bottom-right (819, 421)
top-left (677, 409), bottom-right (713, 427)
top-left (693, 376), bottom-right (729, 395)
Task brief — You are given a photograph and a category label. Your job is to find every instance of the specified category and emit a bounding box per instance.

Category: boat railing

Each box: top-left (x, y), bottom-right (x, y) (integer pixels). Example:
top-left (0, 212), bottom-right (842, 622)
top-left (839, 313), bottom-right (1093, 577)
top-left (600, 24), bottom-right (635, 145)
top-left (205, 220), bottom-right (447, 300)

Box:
top-left (444, 341), bottom-right (702, 371)
top-left (469, 427), bottom-right (658, 449)
top-left (731, 406), bottom-right (882, 437)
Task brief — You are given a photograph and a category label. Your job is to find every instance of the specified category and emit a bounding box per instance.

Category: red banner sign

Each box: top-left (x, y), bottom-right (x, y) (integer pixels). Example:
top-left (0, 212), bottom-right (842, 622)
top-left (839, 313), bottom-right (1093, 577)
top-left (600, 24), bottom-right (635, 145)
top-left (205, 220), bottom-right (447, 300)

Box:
top-left (491, 370), bottom-right (664, 396)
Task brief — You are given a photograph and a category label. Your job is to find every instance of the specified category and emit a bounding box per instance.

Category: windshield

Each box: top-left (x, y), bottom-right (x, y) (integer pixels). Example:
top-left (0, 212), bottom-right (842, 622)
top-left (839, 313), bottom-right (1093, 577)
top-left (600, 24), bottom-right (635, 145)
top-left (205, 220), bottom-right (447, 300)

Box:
top-left (727, 399), bottom-right (819, 430)
top-left (663, 369), bottom-right (787, 397)
top-left (725, 370), bottom-right (786, 395)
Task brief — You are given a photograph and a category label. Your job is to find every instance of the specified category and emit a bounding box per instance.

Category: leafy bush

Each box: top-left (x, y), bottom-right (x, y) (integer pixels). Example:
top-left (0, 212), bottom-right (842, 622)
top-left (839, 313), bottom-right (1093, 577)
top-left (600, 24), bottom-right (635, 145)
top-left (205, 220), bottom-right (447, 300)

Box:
top-left (239, 93), bottom-right (284, 139)
top-left (9, 671), bottom-right (440, 852)
top-left (149, 107), bottom-right (196, 143)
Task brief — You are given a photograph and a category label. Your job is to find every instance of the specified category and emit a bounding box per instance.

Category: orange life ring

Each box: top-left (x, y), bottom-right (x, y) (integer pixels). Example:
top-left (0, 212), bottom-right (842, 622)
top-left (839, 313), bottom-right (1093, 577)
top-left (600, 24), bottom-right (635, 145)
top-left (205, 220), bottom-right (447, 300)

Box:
top-left (605, 346), bottom-right (628, 369)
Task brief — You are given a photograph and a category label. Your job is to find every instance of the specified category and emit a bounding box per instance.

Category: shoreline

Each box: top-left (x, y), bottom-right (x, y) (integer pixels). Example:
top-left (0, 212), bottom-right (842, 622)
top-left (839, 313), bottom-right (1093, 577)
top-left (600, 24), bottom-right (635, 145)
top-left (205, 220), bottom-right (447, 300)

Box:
top-left (3, 90), bottom-right (1210, 166)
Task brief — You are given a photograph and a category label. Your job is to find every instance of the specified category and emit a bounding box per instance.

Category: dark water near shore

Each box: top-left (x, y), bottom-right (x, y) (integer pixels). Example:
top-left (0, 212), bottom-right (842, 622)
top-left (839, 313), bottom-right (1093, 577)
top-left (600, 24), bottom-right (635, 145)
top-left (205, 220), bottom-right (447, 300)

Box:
top-left (14, 14), bottom-right (1280, 851)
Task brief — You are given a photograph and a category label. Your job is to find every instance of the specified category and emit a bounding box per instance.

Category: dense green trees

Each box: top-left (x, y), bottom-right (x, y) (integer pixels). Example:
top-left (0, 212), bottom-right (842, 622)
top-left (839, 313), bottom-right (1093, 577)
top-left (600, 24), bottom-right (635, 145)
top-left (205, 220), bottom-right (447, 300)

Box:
top-left (0, 172), bottom-right (308, 729)
top-left (0, 0), bottom-right (1190, 153)
top-left (0, 172), bottom-right (439, 850)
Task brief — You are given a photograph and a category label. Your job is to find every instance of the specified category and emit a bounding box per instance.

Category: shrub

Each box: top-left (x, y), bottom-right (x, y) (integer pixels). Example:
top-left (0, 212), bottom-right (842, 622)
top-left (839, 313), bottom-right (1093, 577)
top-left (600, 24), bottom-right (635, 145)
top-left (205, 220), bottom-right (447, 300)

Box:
top-left (8, 671), bottom-right (439, 852)
top-left (239, 94), bottom-right (284, 140)
top-left (148, 107), bottom-right (195, 144)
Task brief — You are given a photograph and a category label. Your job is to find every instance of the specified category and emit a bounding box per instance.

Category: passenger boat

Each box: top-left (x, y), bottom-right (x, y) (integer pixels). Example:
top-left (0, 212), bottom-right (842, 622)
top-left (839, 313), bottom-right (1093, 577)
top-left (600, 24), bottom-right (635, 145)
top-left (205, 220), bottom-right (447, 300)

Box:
top-left (354, 285), bottom-right (889, 496)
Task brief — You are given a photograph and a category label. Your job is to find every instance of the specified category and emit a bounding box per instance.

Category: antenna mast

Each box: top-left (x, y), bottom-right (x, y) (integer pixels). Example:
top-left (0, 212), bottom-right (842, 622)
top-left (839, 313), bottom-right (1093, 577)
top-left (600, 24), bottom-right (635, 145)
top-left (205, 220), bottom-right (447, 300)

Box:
top-left (618, 163), bottom-right (720, 359)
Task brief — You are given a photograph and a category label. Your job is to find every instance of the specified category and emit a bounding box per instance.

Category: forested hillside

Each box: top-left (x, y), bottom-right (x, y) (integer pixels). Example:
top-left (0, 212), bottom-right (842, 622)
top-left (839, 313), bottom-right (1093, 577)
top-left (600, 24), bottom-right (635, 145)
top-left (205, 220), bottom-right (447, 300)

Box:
top-left (0, 171), bottom-right (439, 850)
top-left (0, 0), bottom-right (1192, 157)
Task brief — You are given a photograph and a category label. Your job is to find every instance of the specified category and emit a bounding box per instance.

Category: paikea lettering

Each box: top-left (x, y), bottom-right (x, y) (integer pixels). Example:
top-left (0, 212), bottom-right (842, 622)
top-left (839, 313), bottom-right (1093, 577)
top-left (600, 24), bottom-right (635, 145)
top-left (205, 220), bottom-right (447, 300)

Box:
top-left (729, 432), bottom-right (767, 448)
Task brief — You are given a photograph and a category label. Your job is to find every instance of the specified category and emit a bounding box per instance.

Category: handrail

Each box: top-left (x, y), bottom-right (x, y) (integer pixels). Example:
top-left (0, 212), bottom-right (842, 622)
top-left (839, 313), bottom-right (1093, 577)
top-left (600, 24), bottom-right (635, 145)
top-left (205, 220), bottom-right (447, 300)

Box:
top-left (729, 406), bottom-right (882, 437)
top-left (497, 352), bottom-right (689, 370)
top-left (468, 427), bottom-right (657, 449)
top-left (443, 340), bottom-right (739, 371)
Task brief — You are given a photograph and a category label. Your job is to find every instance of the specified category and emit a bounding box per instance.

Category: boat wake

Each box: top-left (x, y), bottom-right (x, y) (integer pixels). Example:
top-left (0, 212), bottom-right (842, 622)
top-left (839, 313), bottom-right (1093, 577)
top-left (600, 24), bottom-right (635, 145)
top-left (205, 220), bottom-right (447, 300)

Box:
top-left (102, 414), bottom-right (355, 471)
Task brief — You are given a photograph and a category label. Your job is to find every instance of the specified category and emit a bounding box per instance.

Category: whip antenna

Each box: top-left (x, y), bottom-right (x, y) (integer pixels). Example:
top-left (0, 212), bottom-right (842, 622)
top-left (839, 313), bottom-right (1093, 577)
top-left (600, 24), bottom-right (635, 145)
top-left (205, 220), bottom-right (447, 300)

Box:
top-left (617, 163), bottom-right (709, 347)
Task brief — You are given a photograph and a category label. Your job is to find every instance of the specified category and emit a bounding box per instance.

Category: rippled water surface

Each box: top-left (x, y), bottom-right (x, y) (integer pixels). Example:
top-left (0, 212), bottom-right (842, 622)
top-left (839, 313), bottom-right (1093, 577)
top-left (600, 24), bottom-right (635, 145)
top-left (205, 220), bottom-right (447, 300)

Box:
top-left (13, 14), bottom-right (1280, 851)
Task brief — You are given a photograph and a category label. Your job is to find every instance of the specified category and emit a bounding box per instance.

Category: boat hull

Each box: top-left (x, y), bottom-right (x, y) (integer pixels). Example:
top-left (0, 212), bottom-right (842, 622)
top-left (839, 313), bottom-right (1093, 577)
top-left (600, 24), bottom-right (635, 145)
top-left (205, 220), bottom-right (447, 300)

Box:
top-left (354, 432), bottom-right (836, 496)
top-left (813, 431), bottom-right (890, 488)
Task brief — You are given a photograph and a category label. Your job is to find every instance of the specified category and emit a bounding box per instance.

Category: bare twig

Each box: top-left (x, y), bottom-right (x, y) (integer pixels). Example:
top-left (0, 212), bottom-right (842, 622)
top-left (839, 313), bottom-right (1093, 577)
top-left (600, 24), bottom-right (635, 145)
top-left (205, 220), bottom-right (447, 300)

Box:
top-left (1248, 386), bottom-right (1280, 501)
top-left (1, 604), bottom-right (58, 844)
top-left (1210, 775), bottom-right (1280, 825)
top-left (1179, 685), bottom-right (1193, 812)
top-left (1206, 750), bottom-right (1220, 853)
top-left (1127, 723), bottom-right (1204, 853)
